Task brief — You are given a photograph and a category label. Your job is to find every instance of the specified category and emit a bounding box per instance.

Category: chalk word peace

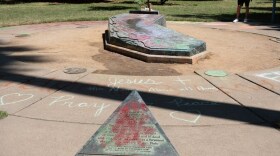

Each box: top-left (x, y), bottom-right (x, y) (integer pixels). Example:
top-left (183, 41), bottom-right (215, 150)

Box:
top-left (168, 98), bottom-right (218, 107)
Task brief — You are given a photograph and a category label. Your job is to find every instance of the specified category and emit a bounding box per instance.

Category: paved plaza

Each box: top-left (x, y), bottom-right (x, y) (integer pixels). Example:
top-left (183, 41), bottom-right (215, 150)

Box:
top-left (0, 21), bottom-right (280, 155)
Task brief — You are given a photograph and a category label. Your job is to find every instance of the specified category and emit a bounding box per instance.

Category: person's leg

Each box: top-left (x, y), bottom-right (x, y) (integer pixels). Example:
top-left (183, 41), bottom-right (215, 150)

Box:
top-left (236, 5), bottom-right (241, 19)
top-left (234, 0), bottom-right (243, 22)
top-left (244, 0), bottom-right (250, 22)
top-left (245, 6), bottom-right (249, 18)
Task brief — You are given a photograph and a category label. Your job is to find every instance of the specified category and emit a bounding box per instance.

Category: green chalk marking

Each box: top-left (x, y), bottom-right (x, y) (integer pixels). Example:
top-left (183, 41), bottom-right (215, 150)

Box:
top-left (0, 110), bottom-right (8, 120)
top-left (205, 70), bottom-right (228, 77)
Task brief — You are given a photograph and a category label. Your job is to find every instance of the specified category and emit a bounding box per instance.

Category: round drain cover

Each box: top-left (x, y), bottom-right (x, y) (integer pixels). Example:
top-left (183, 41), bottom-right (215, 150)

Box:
top-left (76, 26), bottom-right (88, 28)
top-left (63, 68), bottom-right (87, 74)
top-left (205, 70), bottom-right (227, 77)
top-left (15, 34), bottom-right (30, 37)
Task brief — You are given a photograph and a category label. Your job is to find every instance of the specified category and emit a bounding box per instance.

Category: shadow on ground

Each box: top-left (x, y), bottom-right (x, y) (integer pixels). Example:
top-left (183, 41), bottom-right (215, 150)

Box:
top-left (171, 11), bottom-right (280, 31)
top-left (88, 5), bottom-right (137, 11)
top-left (171, 11), bottom-right (279, 23)
top-left (1, 66), bottom-right (279, 129)
top-left (255, 0), bottom-right (280, 4)
top-left (0, 41), bottom-right (53, 73)
top-left (0, 0), bottom-right (112, 4)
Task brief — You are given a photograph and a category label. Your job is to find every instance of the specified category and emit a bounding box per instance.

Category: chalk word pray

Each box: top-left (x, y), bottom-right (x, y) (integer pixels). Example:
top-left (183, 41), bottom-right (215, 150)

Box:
top-left (256, 71), bottom-right (280, 83)
top-left (169, 110), bottom-right (201, 124)
top-left (0, 93), bottom-right (34, 106)
top-left (168, 98), bottom-right (218, 107)
top-left (107, 78), bottom-right (163, 91)
top-left (49, 95), bottom-right (110, 117)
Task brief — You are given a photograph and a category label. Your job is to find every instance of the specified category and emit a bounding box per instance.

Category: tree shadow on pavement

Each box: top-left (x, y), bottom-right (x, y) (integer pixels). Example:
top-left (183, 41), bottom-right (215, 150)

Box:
top-left (0, 41), bottom-right (53, 73)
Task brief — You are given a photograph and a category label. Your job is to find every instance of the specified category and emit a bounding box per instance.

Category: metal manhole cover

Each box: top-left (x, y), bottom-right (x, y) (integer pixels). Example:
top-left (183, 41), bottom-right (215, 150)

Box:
top-left (205, 70), bottom-right (228, 77)
top-left (63, 68), bottom-right (87, 74)
top-left (15, 34), bottom-right (30, 37)
top-left (76, 26), bottom-right (88, 29)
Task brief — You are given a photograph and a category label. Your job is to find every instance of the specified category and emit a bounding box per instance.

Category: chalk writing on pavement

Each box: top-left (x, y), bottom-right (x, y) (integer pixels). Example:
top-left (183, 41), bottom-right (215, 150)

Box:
top-left (256, 71), bottom-right (280, 83)
top-left (49, 95), bottom-right (111, 117)
top-left (0, 93), bottom-right (34, 106)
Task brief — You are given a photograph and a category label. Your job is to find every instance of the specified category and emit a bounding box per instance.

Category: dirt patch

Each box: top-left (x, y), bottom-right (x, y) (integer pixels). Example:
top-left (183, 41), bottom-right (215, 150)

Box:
top-left (92, 42), bottom-right (181, 76)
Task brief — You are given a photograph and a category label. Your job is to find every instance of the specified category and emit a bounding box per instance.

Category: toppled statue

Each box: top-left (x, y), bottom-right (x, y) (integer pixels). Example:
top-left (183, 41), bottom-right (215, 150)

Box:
top-left (103, 13), bottom-right (208, 64)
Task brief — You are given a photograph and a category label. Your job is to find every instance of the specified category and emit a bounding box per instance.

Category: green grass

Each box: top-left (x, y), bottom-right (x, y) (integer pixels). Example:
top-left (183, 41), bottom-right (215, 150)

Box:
top-left (0, 0), bottom-right (279, 26)
top-left (0, 110), bottom-right (8, 120)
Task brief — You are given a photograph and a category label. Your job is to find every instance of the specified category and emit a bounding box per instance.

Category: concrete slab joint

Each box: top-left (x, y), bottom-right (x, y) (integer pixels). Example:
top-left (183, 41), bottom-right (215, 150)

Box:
top-left (103, 13), bottom-right (208, 64)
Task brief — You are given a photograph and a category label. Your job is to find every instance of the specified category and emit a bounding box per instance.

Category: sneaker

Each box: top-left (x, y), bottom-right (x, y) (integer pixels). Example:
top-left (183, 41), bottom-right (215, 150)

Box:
top-left (244, 18), bottom-right (248, 22)
top-left (233, 19), bottom-right (239, 23)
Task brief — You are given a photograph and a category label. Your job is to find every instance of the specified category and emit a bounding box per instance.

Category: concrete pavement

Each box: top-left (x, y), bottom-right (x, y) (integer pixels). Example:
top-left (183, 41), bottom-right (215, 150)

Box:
top-left (0, 21), bottom-right (280, 156)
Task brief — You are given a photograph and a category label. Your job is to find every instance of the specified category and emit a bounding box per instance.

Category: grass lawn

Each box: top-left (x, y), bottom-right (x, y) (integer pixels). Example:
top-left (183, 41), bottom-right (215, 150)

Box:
top-left (0, 110), bottom-right (8, 119)
top-left (0, 0), bottom-right (279, 26)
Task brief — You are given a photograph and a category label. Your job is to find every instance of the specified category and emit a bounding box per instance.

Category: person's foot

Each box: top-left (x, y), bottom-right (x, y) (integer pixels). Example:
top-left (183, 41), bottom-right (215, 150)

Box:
top-left (244, 18), bottom-right (248, 22)
top-left (233, 18), bottom-right (239, 23)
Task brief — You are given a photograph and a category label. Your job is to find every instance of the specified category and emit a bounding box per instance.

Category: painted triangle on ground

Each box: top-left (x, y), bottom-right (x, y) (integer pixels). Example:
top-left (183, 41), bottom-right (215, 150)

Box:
top-left (76, 90), bottom-right (179, 156)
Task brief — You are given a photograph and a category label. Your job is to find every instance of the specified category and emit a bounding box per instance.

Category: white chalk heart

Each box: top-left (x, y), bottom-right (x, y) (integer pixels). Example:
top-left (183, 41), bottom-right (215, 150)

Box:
top-left (0, 93), bottom-right (34, 106)
top-left (169, 110), bottom-right (201, 124)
